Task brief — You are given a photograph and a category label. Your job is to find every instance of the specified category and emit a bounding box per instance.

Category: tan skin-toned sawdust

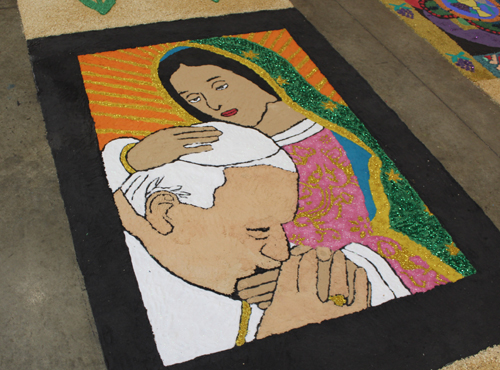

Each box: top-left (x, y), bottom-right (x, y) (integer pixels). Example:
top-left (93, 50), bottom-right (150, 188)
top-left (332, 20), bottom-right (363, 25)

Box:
top-left (439, 345), bottom-right (500, 370)
top-left (476, 80), bottom-right (500, 106)
top-left (17, 0), bottom-right (293, 40)
top-left (15, 0), bottom-right (499, 366)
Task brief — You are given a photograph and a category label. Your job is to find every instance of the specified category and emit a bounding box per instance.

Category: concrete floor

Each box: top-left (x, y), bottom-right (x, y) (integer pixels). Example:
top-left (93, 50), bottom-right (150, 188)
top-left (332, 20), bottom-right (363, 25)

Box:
top-left (1, 0), bottom-right (499, 368)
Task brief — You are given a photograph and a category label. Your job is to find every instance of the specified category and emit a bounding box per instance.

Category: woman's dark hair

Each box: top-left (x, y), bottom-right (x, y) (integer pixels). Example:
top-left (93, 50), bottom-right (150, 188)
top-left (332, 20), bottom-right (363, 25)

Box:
top-left (158, 47), bottom-right (281, 122)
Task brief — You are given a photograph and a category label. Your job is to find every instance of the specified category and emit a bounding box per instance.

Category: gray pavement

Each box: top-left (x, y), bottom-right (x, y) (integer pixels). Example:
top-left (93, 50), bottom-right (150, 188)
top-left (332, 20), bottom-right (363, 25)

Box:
top-left (0, 4), bottom-right (106, 370)
top-left (1, 1), bottom-right (499, 368)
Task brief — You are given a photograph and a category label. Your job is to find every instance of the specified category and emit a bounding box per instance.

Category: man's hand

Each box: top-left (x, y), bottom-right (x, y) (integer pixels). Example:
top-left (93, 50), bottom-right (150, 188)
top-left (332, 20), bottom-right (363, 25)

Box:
top-left (256, 247), bottom-right (369, 339)
top-left (127, 126), bottom-right (222, 171)
top-left (236, 269), bottom-right (280, 309)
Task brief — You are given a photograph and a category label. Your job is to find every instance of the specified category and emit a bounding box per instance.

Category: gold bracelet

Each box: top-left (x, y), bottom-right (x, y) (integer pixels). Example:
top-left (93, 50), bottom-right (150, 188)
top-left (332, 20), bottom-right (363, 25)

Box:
top-left (120, 143), bottom-right (137, 174)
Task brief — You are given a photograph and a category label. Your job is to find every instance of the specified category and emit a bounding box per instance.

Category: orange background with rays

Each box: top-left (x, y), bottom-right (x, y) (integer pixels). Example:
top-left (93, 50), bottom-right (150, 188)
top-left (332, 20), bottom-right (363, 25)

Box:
top-left (78, 29), bottom-right (346, 150)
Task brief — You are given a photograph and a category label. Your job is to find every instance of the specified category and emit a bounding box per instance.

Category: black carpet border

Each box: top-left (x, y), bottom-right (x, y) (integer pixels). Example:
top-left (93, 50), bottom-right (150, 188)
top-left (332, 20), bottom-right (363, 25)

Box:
top-left (27, 8), bottom-right (500, 370)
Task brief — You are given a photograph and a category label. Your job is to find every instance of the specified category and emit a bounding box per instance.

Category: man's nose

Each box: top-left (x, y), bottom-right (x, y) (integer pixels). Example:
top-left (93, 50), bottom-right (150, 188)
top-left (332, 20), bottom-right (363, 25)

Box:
top-left (260, 226), bottom-right (290, 262)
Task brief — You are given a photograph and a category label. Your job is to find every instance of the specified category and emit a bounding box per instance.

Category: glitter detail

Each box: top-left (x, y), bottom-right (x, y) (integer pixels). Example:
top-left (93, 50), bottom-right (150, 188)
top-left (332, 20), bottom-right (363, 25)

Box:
top-left (296, 55), bottom-right (310, 69)
top-left (286, 45), bottom-right (301, 60)
top-left (270, 29), bottom-right (286, 49)
top-left (446, 243), bottom-right (461, 256)
top-left (84, 89), bottom-right (164, 104)
top-left (316, 77), bottom-right (328, 91)
top-left (79, 62), bottom-right (150, 77)
top-left (386, 169), bottom-right (402, 182)
top-left (282, 130), bottom-right (462, 292)
top-left (82, 70), bottom-right (157, 86)
top-left (89, 100), bottom-right (173, 113)
top-left (306, 67), bottom-right (319, 79)
top-left (279, 39), bottom-right (293, 55)
top-left (83, 80), bottom-right (163, 96)
top-left (235, 301), bottom-right (251, 346)
top-left (290, 234), bottom-right (306, 245)
top-left (258, 31), bottom-right (273, 46)
top-left (322, 101), bottom-right (337, 111)
top-left (96, 128), bottom-right (151, 136)
top-left (91, 112), bottom-right (179, 125)
top-left (329, 294), bottom-right (347, 306)
top-left (91, 53), bottom-right (154, 68)
top-left (241, 50), bottom-right (259, 60)
top-left (79, 34), bottom-right (475, 281)
top-left (276, 76), bottom-right (289, 86)
top-left (350, 216), bottom-right (374, 239)
top-left (120, 143), bottom-right (137, 174)
top-left (190, 35), bottom-right (475, 277)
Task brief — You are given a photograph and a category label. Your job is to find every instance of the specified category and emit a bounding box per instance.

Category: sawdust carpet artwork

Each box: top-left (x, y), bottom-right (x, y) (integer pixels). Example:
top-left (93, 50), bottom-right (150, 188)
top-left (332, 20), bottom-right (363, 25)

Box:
top-left (379, 0), bottom-right (500, 103)
top-left (17, 1), bottom-right (500, 369)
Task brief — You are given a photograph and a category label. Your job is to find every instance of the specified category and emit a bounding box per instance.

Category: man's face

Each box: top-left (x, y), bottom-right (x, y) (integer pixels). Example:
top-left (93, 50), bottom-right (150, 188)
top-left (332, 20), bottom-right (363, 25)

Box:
top-left (152, 165), bottom-right (298, 295)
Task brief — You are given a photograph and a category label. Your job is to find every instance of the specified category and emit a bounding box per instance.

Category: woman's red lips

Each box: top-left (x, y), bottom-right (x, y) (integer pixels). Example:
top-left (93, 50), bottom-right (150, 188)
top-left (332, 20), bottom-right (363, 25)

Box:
top-left (221, 108), bottom-right (238, 117)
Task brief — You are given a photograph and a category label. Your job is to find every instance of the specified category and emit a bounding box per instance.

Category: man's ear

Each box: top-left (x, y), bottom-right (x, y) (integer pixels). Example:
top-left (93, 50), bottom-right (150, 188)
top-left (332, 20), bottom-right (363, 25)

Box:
top-left (145, 191), bottom-right (179, 235)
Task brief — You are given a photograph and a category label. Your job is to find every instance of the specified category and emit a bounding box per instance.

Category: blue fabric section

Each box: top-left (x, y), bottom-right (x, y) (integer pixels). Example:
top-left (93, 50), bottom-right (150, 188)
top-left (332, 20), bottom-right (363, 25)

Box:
top-left (160, 46), bottom-right (190, 62)
top-left (331, 131), bottom-right (376, 220)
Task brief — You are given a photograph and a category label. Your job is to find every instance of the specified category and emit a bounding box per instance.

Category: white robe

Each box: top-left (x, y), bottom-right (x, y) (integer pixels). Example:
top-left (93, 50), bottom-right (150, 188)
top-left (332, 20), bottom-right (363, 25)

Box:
top-left (101, 121), bottom-right (410, 366)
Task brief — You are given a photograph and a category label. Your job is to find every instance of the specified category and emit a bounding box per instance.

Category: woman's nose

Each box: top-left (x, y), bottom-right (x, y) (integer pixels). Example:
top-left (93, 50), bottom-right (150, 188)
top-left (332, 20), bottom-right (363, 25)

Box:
top-left (260, 226), bottom-right (290, 262)
top-left (203, 93), bottom-right (222, 111)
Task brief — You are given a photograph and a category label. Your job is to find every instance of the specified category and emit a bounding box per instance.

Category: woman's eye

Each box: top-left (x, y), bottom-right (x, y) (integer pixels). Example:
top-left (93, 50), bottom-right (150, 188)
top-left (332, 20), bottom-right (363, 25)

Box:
top-left (215, 83), bottom-right (228, 91)
top-left (188, 96), bottom-right (201, 103)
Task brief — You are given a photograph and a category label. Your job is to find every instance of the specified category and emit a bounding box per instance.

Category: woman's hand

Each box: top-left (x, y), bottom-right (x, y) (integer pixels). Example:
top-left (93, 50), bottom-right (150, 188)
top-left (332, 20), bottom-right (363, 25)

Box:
top-left (127, 126), bottom-right (222, 171)
top-left (256, 248), bottom-right (369, 339)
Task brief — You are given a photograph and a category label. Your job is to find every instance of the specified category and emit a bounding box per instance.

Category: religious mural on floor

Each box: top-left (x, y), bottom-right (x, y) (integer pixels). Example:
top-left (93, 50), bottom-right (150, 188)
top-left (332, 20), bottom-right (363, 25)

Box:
top-left (385, 0), bottom-right (500, 86)
top-left (77, 30), bottom-right (476, 366)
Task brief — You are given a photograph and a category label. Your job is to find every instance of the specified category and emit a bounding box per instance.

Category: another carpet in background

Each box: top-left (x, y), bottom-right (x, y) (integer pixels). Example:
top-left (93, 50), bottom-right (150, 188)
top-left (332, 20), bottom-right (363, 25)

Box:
top-left (379, 0), bottom-right (500, 104)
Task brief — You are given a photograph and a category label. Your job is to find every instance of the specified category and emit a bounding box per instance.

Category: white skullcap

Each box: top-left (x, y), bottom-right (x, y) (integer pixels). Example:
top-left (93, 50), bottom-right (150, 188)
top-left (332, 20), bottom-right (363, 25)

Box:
top-left (121, 122), bottom-right (296, 216)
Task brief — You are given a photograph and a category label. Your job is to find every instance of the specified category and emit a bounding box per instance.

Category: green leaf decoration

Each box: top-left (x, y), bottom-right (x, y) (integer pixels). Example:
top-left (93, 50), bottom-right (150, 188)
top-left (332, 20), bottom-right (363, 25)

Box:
top-left (79, 0), bottom-right (116, 15)
top-left (388, 2), bottom-right (411, 11)
top-left (446, 51), bottom-right (469, 63)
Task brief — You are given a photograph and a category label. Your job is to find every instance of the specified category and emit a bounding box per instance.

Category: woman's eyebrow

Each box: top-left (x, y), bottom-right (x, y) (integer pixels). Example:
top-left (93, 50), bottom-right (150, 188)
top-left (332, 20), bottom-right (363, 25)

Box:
top-left (206, 76), bottom-right (221, 82)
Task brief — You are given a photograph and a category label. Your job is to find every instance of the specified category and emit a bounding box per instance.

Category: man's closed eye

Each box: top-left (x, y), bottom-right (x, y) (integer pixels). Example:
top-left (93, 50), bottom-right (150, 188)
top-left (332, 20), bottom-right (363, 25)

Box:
top-left (247, 227), bottom-right (270, 240)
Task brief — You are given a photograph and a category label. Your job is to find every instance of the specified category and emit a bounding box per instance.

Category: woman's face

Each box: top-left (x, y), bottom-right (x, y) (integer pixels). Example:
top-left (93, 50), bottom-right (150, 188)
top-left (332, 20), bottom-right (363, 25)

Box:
top-left (170, 64), bottom-right (278, 127)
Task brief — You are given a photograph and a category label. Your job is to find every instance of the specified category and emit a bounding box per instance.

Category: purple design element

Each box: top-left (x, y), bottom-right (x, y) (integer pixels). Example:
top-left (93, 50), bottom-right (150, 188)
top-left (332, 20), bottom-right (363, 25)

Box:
top-left (442, 0), bottom-right (499, 19)
top-left (456, 58), bottom-right (475, 70)
top-left (449, 2), bottom-right (471, 12)
top-left (397, 8), bottom-right (415, 18)
top-left (424, 10), bottom-right (500, 47)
